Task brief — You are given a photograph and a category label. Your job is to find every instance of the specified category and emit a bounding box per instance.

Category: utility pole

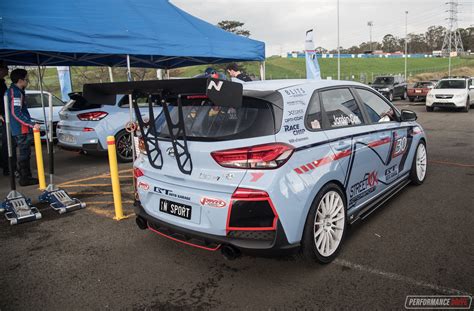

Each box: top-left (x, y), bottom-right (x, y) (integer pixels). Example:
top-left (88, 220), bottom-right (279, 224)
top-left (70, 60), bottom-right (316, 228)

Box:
top-left (441, 0), bottom-right (464, 76)
top-left (337, 0), bottom-right (340, 80)
top-left (367, 21), bottom-right (374, 51)
top-left (404, 11), bottom-right (408, 81)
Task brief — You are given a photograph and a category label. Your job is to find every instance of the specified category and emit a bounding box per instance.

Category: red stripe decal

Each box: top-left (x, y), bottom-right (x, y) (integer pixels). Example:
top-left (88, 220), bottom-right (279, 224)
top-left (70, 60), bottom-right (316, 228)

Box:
top-left (306, 162), bottom-right (315, 170)
top-left (148, 226), bottom-right (221, 251)
top-left (294, 167), bottom-right (303, 174)
top-left (301, 165), bottom-right (309, 172)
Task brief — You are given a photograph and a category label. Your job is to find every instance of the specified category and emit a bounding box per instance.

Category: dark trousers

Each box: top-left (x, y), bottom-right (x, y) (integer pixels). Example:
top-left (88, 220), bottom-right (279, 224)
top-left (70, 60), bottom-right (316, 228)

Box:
top-left (1, 121), bottom-right (15, 173)
top-left (13, 133), bottom-right (33, 178)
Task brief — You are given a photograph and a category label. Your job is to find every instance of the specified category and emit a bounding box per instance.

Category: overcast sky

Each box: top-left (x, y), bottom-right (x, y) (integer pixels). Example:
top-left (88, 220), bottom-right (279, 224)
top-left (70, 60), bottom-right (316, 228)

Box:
top-left (172, 0), bottom-right (473, 56)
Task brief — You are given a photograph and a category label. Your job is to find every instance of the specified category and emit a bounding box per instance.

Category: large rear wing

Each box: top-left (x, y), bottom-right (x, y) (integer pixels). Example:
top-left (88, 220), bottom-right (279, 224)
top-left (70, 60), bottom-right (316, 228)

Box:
top-left (81, 78), bottom-right (243, 175)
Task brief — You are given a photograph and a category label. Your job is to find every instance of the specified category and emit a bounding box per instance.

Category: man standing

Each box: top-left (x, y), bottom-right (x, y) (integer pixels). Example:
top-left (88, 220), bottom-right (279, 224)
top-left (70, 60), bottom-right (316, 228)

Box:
top-left (0, 61), bottom-right (9, 176)
top-left (7, 69), bottom-right (39, 186)
top-left (226, 63), bottom-right (252, 82)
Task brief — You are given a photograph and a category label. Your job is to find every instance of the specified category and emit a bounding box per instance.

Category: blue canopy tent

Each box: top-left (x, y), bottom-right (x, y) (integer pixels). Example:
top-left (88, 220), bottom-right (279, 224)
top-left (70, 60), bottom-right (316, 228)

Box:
top-left (0, 0), bottom-right (265, 68)
top-left (0, 0), bottom-right (266, 195)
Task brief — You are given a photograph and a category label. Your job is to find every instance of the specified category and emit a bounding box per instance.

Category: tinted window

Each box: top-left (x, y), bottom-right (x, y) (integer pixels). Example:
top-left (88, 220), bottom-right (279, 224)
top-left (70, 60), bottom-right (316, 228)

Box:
top-left (154, 96), bottom-right (275, 141)
top-left (320, 89), bottom-right (364, 128)
top-left (26, 94), bottom-right (64, 108)
top-left (374, 77), bottom-right (394, 85)
top-left (414, 82), bottom-right (433, 88)
top-left (356, 88), bottom-right (396, 123)
top-left (436, 80), bottom-right (466, 89)
top-left (305, 91), bottom-right (322, 130)
top-left (119, 96), bottom-right (152, 108)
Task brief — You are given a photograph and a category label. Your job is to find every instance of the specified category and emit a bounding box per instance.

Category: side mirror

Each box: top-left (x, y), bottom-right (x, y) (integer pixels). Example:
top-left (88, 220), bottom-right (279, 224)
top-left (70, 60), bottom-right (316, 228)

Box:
top-left (400, 109), bottom-right (417, 122)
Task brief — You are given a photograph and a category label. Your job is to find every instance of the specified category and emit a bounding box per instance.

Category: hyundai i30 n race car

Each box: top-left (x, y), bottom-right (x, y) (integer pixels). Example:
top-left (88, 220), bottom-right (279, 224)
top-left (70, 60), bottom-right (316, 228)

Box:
top-left (85, 78), bottom-right (427, 263)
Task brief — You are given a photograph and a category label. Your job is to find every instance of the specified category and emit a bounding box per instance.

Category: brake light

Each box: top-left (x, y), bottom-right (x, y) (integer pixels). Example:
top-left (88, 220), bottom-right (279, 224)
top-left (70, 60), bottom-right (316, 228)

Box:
top-left (211, 143), bottom-right (294, 169)
top-left (77, 111), bottom-right (108, 121)
top-left (232, 188), bottom-right (269, 199)
top-left (134, 167), bottom-right (144, 178)
top-left (82, 127), bottom-right (95, 132)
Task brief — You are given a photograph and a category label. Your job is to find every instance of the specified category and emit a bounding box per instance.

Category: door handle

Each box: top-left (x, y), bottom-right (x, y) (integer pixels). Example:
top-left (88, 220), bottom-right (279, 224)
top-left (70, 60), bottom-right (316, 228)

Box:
top-left (334, 143), bottom-right (351, 151)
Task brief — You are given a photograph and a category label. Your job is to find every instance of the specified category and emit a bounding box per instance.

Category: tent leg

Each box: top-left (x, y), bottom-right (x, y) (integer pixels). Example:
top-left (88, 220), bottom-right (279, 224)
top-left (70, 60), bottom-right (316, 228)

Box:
top-left (108, 67), bottom-right (114, 82)
top-left (3, 95), bottom-right (16, 191)
top-left (37, 65), bottom-right (50, 152)
top-left (260, 61), bottom-right (265, 81)
top-left (126, 55), bottom-right (136, 161)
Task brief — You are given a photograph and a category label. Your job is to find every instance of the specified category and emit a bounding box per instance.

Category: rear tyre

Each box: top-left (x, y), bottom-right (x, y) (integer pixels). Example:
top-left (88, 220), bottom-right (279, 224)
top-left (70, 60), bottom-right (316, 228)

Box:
top-left (301, 183), bottom-right (347, 264)
top-left (115, 130), bottom-right (133, 163)
top-left (409, 97), bottom-right (415, 102)
top-left (410, 140), bottom-right (427, 185)
top-left (426, 106), bottom-right (434, 112)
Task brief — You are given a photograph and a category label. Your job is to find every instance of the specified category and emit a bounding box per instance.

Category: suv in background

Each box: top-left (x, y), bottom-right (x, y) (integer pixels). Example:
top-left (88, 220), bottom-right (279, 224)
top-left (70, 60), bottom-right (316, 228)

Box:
top-left (370, 76), bottom-right (407, 101)
top-left (426, 78), bottom-right (474, 112)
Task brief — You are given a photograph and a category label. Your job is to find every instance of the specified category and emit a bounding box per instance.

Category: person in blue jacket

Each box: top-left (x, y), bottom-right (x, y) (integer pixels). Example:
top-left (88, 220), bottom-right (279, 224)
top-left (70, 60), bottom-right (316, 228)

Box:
top-left (7, 69), bottom-right (40, 186)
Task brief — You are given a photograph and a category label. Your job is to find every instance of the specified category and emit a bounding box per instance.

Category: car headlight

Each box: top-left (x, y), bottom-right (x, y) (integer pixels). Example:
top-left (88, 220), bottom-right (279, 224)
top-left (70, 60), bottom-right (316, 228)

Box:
top-left (427, 93), bottom-right (435, 98)
top-left (454, 94), bottom-right (465, 99)
top-left (380, 88), bottom-right (390, 92)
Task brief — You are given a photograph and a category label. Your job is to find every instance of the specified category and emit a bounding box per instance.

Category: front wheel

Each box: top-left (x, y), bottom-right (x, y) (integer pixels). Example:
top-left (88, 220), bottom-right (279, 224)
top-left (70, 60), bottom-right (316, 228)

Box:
top-left (401, 89), bottom-right (407, 100)
top-left (461, 97), bottom-right (469, 113)
top-left (410, 141), bottom-right (427, 185)
top-left (115, 130), bottom-right (133, 163)
top-left (409, 97), bottom-right (415, 102)
top-left (426, 106), bottom-right (434, 112)
top-left (301, 183), bottom-right (347, 264)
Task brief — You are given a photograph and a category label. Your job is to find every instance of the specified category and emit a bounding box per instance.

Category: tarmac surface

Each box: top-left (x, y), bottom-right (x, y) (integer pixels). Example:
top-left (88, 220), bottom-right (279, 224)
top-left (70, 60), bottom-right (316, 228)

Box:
top-left (0, 99), bottom-right (473, 310)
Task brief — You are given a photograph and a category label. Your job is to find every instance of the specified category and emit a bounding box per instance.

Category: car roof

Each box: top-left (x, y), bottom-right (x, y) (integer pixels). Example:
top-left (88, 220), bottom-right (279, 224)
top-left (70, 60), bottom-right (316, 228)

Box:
top-left (242, 79), bottom-right (366, 92)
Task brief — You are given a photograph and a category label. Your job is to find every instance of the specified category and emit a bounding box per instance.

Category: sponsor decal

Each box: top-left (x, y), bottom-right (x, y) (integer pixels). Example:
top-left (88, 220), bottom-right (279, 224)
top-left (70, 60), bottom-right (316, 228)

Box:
top-left (349, 171), bottom-right (378, 205)
top-left (392, 136), bottom-right (408, 158)
top-left (286, 100), bottom-right (306, 106)
top-left (283, 123), bottom-right (306, 135)
top-left (288, 109), bottom-right (305, 116)
top-left (154, 186), bottom-right (191, 201)
top-left (137, 181), bottom-right (150, 191)
top-left (284, 87), bottom-right (306, 97)
top-left (332, 114), bottom-right (361, 127)
top-left (284, 116), bottom-right (304, 123)
top-left (384, 164), bottom-right (399, 182)
top-left (250, 172), bottom-right (264, 182)
top-left (289, 137), bottom-right (309, 144)
top-left (199, 172), bottom-right (221, 182)
top-left (294, 149), bottom-right (352, 174)
top-left (405, 295), bottom-right (472, 309)
top-left (200, 197), bottom-right (226, 208)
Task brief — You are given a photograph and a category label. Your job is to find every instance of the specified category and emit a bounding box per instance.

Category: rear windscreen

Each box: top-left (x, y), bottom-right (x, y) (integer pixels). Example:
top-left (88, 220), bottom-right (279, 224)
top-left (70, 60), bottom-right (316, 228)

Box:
top-left (154, 96), bottom-right (277, 141)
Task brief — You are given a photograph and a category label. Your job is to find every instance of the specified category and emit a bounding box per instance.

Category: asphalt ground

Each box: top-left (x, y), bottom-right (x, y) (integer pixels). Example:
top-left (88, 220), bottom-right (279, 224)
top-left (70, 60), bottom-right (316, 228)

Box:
top-left (0, 99), bottom-right (473, 310)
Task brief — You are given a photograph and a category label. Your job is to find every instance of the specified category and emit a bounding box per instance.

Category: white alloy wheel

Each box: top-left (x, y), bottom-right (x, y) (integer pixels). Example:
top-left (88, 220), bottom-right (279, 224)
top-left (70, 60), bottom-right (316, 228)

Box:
top-left (416, 143), bottom-right (427, 181)
top-left (314, 191), bottom-right (345, 257)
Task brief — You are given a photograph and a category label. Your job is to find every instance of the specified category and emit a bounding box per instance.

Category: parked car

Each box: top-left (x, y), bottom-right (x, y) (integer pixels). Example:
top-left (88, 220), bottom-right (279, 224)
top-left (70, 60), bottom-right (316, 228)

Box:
top-left (131, 78), bottom-right (427, 263)
top-left (426, 78), bottom-right (474, 112)
top-left (25, 90), bottom-right (64, 139)
top-left (370, 76), bottom-right (407, 101)
top-left (57, 93), bottom-right (161, 162)
top-left (407, 81), bottom-right (435, 102)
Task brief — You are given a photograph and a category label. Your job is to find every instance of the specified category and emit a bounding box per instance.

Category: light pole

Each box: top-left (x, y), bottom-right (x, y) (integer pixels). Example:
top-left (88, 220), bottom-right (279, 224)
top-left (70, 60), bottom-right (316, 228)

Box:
top-left (337, 0), bottom-right (340, 80)
top-left (367, 21), bottom-right (373, 51)
top-left (404, 11), bottom-right (408, 81)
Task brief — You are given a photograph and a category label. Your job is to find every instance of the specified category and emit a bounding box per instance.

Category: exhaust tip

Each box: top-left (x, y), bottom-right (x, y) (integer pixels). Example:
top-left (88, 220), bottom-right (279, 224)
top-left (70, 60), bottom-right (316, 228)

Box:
top-left (135, 216), bottom-right (148, 230)
top-left (221, 245), bottom-right (241, 260)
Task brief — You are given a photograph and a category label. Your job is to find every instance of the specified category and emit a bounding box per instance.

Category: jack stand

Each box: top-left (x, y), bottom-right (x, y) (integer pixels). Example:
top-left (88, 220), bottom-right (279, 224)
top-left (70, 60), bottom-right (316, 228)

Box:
top-left (1, 190), bottom-right (42, 225)
top-left (39, 184), bottom-right (86, 214)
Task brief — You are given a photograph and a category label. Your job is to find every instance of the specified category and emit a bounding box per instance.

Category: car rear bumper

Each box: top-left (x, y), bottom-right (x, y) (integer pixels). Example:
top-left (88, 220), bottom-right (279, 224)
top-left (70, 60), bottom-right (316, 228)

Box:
top-left (134, 203), bottom-right (300, 256)
top-left (58, 141), bottom-right (107, 154)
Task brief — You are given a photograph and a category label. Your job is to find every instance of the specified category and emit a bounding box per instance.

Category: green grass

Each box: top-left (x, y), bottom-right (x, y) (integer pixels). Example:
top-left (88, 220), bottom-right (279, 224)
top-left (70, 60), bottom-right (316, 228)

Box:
top-left (24, 57), bottom-right (474, 98)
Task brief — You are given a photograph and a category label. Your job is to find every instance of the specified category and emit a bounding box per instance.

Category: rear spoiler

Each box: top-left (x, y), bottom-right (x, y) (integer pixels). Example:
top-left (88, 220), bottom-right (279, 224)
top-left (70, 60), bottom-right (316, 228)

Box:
top-left (81, 78), bottom-right (243, 175)
top-left (82, 78), bottom-right (243, 108)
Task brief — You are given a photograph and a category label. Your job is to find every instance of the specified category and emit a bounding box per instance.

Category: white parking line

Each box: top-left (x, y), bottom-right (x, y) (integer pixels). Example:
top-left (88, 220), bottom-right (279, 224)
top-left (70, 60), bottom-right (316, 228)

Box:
top-left (334, 259), bottom-right (472, 296)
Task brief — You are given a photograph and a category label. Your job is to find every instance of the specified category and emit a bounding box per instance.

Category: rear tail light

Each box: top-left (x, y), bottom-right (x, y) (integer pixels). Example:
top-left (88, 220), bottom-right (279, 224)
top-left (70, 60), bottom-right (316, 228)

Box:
top-left (134, 167), bottom-right (144, 178)
top-left (226, 187), bottom-right (278, 232)
top-left (211, 143), bottom-right (294, 169)
top-left (77, 111), bottom-right (108, 121)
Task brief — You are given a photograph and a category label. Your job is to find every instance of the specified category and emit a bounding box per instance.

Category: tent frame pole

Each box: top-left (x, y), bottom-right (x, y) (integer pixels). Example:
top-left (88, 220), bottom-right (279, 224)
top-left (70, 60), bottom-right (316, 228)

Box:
top-left (126, 55), bottom-right (136, 161)
top-left (3, 94), bottom-right (16, 191)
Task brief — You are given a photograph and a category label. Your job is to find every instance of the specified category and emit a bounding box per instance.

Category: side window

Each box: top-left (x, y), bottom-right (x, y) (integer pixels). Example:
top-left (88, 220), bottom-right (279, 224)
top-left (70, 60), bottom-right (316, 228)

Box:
top-left (305, 91), bottom-right (322, 130)
top-left (356, 88), bottom-right (396, 123)
top-left (320, 88), bottom-right (364, 128)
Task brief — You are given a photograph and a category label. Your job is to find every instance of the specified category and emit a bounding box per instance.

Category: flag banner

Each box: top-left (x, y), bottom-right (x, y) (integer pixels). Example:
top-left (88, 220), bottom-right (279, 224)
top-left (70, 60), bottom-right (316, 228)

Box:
top-left (305, 29), bottom-right (321, 80)
top-left (57, 66), bottom-right (72, 102)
